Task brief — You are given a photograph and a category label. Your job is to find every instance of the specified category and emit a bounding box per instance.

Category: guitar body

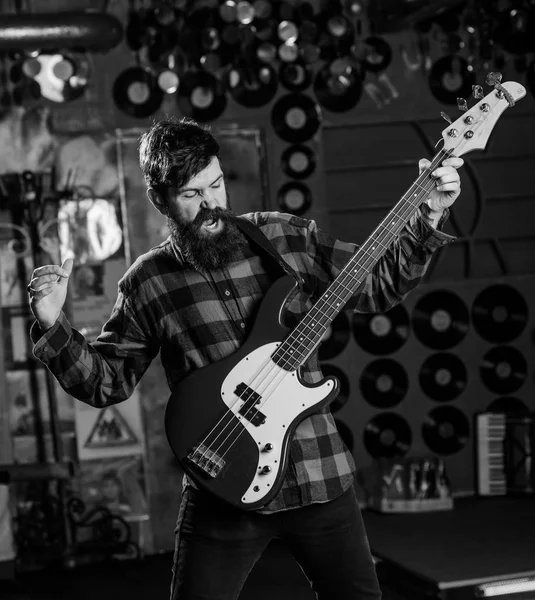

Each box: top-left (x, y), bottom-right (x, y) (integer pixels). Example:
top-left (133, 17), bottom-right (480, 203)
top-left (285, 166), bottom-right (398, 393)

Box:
top-left (165, 275), bottom-right (340, 510)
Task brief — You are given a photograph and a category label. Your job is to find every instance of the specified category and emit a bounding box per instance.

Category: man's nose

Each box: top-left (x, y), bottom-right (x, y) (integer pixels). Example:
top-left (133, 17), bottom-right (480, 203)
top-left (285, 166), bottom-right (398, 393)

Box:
top-left (201, 196), bottom-right (217, 211)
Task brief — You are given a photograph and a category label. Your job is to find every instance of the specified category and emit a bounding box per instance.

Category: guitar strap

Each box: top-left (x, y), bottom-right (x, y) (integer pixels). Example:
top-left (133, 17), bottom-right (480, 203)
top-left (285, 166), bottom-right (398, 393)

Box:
top-left (236, 216), bottom-right (302, 287)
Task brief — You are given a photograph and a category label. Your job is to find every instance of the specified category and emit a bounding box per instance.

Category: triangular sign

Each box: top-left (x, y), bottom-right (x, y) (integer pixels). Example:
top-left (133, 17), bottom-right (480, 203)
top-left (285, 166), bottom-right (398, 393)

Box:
top-left (84, 405), bottom-right (138, 448)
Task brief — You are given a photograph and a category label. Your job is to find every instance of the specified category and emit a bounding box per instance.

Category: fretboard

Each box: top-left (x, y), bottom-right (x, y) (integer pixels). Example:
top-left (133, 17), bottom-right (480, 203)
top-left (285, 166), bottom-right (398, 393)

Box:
top-left (272, 148), bottom-right (452, 372)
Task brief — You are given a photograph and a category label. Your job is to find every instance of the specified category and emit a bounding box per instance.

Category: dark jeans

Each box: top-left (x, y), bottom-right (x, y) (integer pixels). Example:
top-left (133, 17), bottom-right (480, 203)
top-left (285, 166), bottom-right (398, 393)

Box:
top-left (170, 485), bottom-right (382, 600)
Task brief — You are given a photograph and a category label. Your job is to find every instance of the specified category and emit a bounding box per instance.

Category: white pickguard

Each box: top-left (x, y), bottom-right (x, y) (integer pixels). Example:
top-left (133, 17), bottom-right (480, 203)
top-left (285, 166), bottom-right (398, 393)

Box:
top-left (221, 342), bottom-right (334, 505)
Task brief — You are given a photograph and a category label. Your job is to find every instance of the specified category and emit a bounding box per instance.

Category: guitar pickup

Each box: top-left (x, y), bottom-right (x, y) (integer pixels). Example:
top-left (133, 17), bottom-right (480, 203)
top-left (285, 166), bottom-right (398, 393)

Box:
top-left (235, 382), bottom-right (266, 427)
top-left (187, 444), bottom-right (225, 478)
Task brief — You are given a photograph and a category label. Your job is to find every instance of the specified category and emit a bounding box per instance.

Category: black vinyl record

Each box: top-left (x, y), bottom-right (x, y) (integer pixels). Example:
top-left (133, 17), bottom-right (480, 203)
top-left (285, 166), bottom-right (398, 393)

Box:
top-left (228, 63), bottom-right (278, 107)
top-left (494, 6), bottom-right (535, 56)
top-left (313, 61), bottom-right (362, 113)
top-left (362, 36), bottom-right (393, 73)
top-left (429, 55), bottom-right (476, 105)
top-left (419, 352), bottom-right (467, 402)
top-left (422, 406), bottom-right (469, 455)
top-left (472, 284), bottom-right (528, 344)
top-left (34, 52), bottom-right (90, 104)
top-left (271, 93), bottom-right (322, 143)
top-left (360, 358), bottom-right (408, 408)
top-left (279, 60), bottom-right (313, 92)
top-left (320, 363), bottom-right (350, 413)
top-left (277, 181), bottom-right (312, 216)
top-left (177, 70), bottom-right (227, 122)
top-left (487, 397), bottom-right (529, 414)
top-left (318, 311), bottom-right (350, 360)
top-left (352, 304), bottom-right (410, 355)
top-left (113, 66), bottom-right (163, 118)
top-left (413, 290), bottom-right (469, 350)
top-left (480, 346), bottom-right (527, 395)
top-left (281, 144), bottom-right (316, 179)
top-left (363, 413), bottom-right (412, 458)
top-left (335, 418), bottom-right (355, 452)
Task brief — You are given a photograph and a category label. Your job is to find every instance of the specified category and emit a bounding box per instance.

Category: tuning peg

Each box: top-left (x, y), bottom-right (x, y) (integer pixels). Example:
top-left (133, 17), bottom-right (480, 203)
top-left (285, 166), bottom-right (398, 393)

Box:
top-left (457, 97), bottom-right (468, 112)
top-left (440, 111), bottom-right (452, 124)
top-left (472, 85), bottom-right (484, 99)
top-left (486, 71), bottom-right (502, 86)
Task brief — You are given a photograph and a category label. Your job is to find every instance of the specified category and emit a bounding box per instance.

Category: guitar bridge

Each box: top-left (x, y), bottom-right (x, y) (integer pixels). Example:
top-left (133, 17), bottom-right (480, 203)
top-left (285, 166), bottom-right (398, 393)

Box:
top-left (187, 444), bottom-right (225, 478)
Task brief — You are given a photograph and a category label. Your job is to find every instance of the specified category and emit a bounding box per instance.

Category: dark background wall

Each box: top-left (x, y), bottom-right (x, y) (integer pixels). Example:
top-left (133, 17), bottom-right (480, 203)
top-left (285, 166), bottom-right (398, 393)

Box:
top-left (0, 0), bottom-right (534, 555)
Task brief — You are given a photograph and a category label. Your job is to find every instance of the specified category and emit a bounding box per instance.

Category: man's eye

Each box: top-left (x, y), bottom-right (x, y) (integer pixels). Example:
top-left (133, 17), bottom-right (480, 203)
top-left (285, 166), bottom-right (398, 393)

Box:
top-left (183, 192), bottom-right (198, 199)
top-left (211, 183), bottom-right (221, 189)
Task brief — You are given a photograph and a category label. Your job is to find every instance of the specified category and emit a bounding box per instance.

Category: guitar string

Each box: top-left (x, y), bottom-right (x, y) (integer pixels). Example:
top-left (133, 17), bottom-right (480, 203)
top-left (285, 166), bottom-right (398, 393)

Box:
top-left (191, 147), bottom-right (451, 472)
top-left (194, 149), bottom-right (450, 473)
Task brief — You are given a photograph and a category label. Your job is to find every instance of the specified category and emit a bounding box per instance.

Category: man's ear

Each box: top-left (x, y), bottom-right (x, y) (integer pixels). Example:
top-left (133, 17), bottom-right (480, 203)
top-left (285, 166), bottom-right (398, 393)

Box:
top-left (147, 188), bottom-right (167, 216)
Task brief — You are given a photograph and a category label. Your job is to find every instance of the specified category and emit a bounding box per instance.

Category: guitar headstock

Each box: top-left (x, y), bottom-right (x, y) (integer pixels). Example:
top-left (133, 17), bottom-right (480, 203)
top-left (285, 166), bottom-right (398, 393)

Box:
top-left (441, 74), bottom-right (526, 157)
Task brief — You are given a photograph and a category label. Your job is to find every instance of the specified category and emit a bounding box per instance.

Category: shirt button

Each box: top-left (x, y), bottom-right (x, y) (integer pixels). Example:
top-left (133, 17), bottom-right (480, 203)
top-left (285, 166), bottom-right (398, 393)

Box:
top-left (225, 290), bottom-right (231, 296)
top-left (240, 322), bottom-right (245, 329)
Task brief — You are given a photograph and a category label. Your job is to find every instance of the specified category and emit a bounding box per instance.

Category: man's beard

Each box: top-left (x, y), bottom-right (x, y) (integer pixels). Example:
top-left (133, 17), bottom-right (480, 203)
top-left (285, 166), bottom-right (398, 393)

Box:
top-left (167, 205), bottom-right (249, 271)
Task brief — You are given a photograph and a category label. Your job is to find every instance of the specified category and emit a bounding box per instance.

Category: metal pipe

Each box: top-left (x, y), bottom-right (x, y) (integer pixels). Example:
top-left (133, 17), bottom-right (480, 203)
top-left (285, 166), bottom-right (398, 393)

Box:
top-left (0, 11), bottom-right (123, 52)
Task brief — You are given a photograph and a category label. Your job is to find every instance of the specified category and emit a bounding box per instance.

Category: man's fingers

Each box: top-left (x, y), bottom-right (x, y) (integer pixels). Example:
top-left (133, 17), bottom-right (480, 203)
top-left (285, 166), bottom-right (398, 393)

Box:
top-left (28, 283), bottom-right (54, 297)
top-left (33, 264), bottom-right (70, 279)
top-left (29, 274), bottom-right (60, 289)
top-left (419, 159), bottom-right (431, 174)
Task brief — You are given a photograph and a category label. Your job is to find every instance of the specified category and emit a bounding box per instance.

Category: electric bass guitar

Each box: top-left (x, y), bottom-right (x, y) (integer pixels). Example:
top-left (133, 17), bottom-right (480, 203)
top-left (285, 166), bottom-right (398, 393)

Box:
top-left (165, 75), bottom-right (526, 510)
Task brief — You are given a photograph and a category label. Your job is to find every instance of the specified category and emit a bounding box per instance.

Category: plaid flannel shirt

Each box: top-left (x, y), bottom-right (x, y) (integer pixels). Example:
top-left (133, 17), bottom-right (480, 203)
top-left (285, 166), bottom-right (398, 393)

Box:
top-left (31, 210), bottom-right (454, 513)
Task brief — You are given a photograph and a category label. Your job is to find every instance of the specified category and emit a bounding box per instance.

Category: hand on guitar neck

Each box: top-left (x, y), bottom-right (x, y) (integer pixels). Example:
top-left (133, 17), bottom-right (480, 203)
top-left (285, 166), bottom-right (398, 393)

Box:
top-left (418, 156), bottom-right (464, 228)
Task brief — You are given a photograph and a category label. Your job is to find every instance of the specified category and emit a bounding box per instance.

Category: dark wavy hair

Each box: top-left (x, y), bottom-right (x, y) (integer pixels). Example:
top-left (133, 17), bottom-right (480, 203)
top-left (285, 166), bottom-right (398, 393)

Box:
top-left (138, 116), bottom-right (220, 196)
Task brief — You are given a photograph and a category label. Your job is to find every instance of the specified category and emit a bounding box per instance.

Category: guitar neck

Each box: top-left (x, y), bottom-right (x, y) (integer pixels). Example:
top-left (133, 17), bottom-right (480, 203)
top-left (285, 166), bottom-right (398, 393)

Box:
top-left (272, 147), bottom-right (452, 371)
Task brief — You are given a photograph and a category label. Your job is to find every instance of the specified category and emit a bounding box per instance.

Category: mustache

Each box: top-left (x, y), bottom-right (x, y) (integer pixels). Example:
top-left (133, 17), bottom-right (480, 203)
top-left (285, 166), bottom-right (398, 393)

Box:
top-left (192, 206), bottom-right (233, 228)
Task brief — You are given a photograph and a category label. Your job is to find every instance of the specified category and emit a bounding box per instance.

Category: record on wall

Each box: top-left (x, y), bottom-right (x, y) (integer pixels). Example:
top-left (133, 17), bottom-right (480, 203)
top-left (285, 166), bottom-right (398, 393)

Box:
top-left (228, 62), bottom-right (278, 107)
top-left (177, 70), bottom-right (227, 122)
top-left (320, 363), bottom-right (350, 413)
top-left (360, 358), bottom-right (408, 408)
top-left (419, 352), bottom-right (467, 402)
top-left (271, 93), bottom-right (322, 143)
top-left (422, 406), bottom-right (469, 455)
top-left (480, 345), bottom-right (527, 395)
top-left (313, 58), bottom-right (362, 112)
top-left (413, 290), bottom-right (469, 350)
top-left (362, 36), bottom-right (392, 73)
top-left (472, 284), bottom-right (528, 344)
top-left (487, 397), bottom-right (529, 414)
top-left (352, 304), bottom-right (410, 355)
top-left (335, 418), bottom-right (355, 452)
top-left (113, 66), bottom-right (163, 118)
top-left (281, 144), bottom-right (316, 179)
top-left (277, 181), bottom-right (312, 215)
top-left (429, 55), bottom-right (476, 105)
top-left (318, 311), bottom-right (350, 360)
top-left (363, 413), bottom-right (412, 458)
top-left (279, 60), bottom-right (313, 92)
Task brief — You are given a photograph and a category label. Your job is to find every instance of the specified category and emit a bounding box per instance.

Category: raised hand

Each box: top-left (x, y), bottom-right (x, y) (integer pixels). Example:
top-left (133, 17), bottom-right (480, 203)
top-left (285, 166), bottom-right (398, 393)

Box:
top-left (27, 258), bottom-right (74, 330)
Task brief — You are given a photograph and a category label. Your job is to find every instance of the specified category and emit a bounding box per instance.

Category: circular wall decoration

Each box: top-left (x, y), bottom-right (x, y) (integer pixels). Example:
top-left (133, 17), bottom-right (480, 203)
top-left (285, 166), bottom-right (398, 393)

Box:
top-left (320, 363), bottom-right (350, 413)
top-left (177, 70), bottom-right (227, 122)
top-left (422, 406), bottom-right (470, 455)
top-left (413, 290), bottom-right (470, 350)
top-left (277, 181), bottom-right (312, 215)
top-left (318, 311), bottom-right (350, 360)
top-left (419, 352), bottom-right (467, 402)
top-left (279, 60), bottom-right (313, 92)
top-left (271, 93), bottom-right (322, 142)
top-left (429, 55), bottom-right (476, 105)
top-left (352, 304), bottom-right (410, 355)
top-left (472, 284), bottom-right (528, 344)
top-left (480, 345), bottom-right (527, 395)
top-left (313, 59), bottom-right (362, 112)
top-left (113, 66), bottom-right (163, 118)
top-left (360, 358), bottom-right (408, 408)
top-left (487, 397), bottom-right (529, 414)
top-left (363, 412), bottom-right (412, 458)
top-left (335, 418), bottom-right (355, 452)
top-left (228, 62), bottom-right (278, 107)
top-left (281, 144), bottom-right (316, 179)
